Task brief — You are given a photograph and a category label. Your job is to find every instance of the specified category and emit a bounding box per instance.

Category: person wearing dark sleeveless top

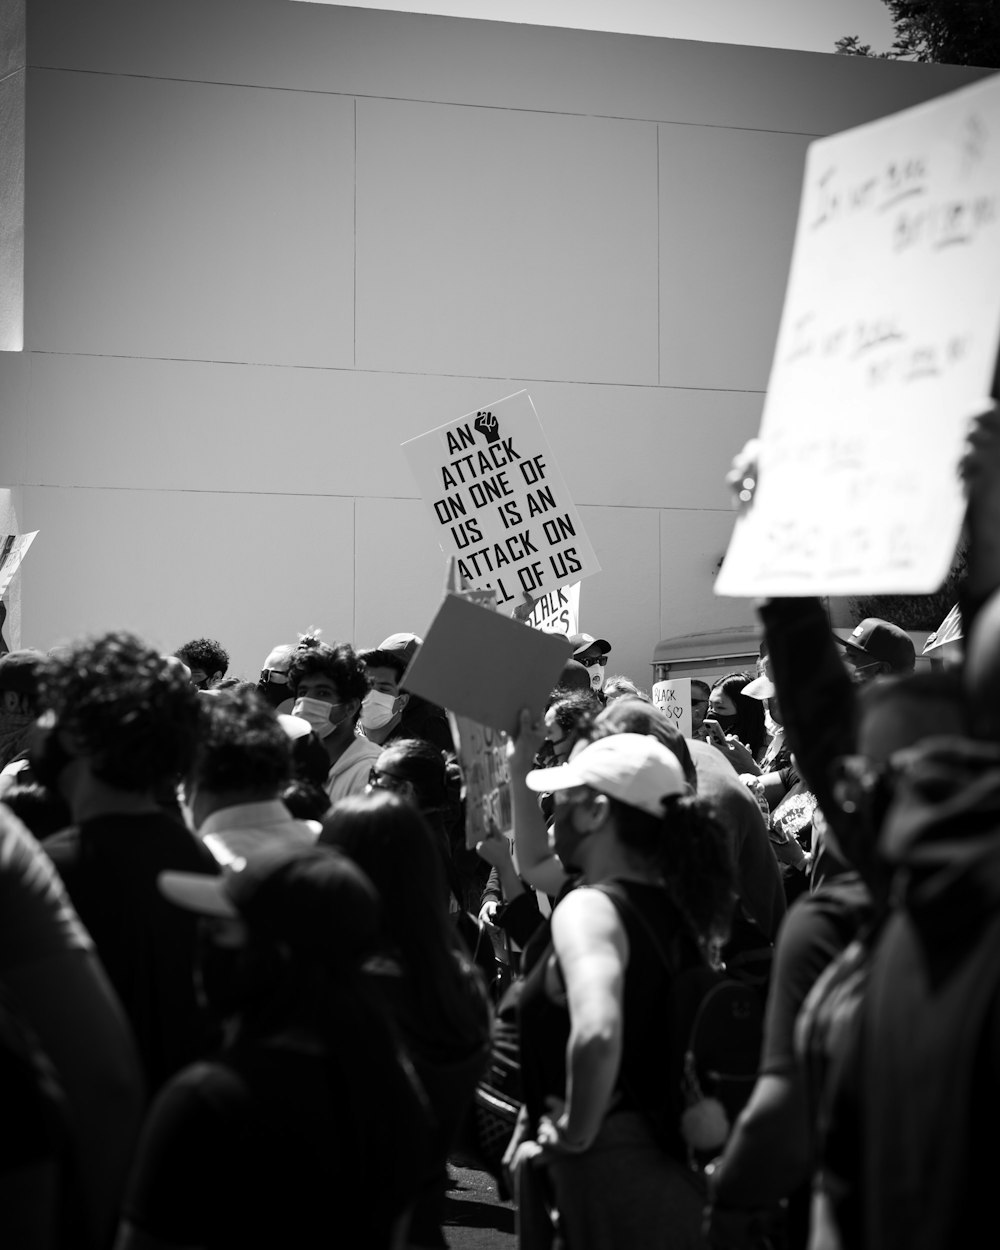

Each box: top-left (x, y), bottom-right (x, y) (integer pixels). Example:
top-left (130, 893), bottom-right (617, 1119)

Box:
top-left (510, 732), bottom-right (736, 1250)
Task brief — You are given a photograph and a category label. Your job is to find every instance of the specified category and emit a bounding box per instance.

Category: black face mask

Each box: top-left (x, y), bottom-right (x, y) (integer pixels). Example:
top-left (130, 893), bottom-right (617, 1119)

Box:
top-left (712, 712), bottom-right (738, 733)
top-left (257, 679), bottom-right (290, 710)
top-left (552, 800), bottom-right (591, 874)
top-left (27, 719), bottom-right (74, 793)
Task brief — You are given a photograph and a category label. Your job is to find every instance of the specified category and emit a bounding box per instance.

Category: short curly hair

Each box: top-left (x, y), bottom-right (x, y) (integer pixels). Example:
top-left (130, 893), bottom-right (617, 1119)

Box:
top-left (356, 647), bottom-right (407, 683)
top-left (39, 631), bottom-right (201, 791)
top-left (175, 637), bottom-right (230, 680)
top-left (286, 639), bottom-right (369, 722)
top-left (189, 688), bottom-right (292, 795)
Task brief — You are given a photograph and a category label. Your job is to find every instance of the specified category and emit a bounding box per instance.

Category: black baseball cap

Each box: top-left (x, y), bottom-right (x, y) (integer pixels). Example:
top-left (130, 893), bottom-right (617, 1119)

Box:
top-left (567, 632), bottom-right (611, 659)
top-left (835, 618), bottom-right (915, 673)
top-left (159, 846), bottom-right (380, 969)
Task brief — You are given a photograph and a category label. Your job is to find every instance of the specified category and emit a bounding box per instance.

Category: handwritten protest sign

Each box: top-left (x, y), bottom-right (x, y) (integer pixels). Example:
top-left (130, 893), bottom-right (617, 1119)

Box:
top-left (526, 582), bottom-right (580, 637)
top-left (403, 391), bottom-right (600, 613)
top-left (0, 533), bottom-right (38, 599)
top-left (448, 713), bottom-right (513, 851)
top-left (717, 73), bottom-right (1000, 597)
top-left (652, 678), bottom-right (692, 740)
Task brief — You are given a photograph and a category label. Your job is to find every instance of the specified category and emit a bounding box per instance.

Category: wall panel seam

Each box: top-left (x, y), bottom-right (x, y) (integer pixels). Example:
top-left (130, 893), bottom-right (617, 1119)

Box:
top-left (21, 351), bottom-right (767, 395)
top-left (24, 65), bottom-right (825, 137)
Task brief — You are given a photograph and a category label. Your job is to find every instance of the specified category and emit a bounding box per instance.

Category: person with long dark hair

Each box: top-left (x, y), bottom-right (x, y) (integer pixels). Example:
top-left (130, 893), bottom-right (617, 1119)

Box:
top-left (368, 737), bottom-right (486, 918)
top-left (511, 733), bottom-right (736, 1249)
top-left (702, 671), bottom-right (768, 765)
top-left (115, 845), bottom-right (431, 1250)
top-left (319, 791), bottom-right (491, 1249)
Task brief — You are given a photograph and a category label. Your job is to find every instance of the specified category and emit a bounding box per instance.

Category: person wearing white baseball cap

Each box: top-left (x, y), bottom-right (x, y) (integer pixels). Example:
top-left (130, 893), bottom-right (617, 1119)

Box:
top-left (510, 731), bottom-right (736, 1248)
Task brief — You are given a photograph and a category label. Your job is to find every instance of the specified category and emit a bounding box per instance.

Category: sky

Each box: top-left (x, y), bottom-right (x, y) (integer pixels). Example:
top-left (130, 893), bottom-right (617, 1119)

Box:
top-left (297, 0), bottom-right (898, 56)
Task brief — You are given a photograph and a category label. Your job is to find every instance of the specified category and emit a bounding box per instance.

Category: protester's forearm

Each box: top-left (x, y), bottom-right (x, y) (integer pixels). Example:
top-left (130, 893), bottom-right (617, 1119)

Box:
top-left (710, 1074), bottom-right (811, 1208)
top-left (494, 855), bottom-right (525, 901)
top-left (758, 596), bottom-right (855, 817)
top-left (509, 764), bottom-right (567, 894)
top-left (562, 1025), bottom-right (621, 1147)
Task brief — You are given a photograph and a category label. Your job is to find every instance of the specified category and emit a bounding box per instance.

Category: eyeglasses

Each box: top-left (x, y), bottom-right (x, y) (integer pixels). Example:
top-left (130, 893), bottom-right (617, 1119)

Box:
top-left (577, 655), bottom-right (608, 669)
top-left (368, 766), bottom-right (408, 791)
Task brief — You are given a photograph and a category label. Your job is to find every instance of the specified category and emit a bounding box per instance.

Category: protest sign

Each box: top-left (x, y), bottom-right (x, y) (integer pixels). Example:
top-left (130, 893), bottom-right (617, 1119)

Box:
top-left (526, 582), bottom-right (580, 637)
top-left (448, 713), bottom-right (513, 851)
top-left (652, 678), bottom-right (692, 740)
top-left (717, 73), bottom-right (1000, 597)
top-left (0, 533), bottom-right (38, 600)
top-left (922, 602), bottom-right (962, 657)
top-left (402, 589), bottom-right (572, 736)
top-left (403, 391), bottom-right (600, 613)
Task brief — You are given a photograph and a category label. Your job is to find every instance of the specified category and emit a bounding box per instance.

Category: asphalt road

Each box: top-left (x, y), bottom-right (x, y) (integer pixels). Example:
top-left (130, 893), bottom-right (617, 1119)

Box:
top-left (442, 1164), bottom-right (516, 1249)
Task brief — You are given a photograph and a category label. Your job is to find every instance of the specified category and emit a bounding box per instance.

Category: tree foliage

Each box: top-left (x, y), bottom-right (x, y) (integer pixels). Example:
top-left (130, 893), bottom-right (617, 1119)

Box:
top-left (849, 540), bottom-right (968, 631)
top-left (837, 0), bottom-right (1000, 68)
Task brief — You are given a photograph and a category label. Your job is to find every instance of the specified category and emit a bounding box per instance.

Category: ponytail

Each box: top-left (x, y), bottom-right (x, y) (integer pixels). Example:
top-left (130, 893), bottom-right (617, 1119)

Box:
top-left (659, 794), bottom-right (736, 940)
top-left (609, 793), bottom-right (736, 943)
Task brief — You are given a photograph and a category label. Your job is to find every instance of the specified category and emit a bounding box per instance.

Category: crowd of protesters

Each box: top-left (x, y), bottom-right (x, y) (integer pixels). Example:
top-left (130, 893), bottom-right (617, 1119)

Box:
top-left (0, 409), bottom-right (997, 1250)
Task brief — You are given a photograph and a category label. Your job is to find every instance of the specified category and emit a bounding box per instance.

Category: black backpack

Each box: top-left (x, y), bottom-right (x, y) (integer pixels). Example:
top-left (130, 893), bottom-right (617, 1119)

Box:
top-left (596, 883), bottom-right (765, 1170)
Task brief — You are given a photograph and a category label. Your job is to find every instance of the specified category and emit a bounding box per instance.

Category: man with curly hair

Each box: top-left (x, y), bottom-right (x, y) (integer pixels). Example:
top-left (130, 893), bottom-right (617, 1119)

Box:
top-left (36, 630), bottom-right (219, 1093)
top-left (174, 636), bottom-right (230, 690)
top-left (286, 638), bottom-right (382, 804)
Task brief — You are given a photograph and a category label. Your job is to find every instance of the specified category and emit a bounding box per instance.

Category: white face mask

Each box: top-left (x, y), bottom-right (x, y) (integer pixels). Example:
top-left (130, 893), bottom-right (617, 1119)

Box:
top-left (590, 665), bottom-right (606, 693)
top-left (292, 697), bottom-right (344, 739)
top-left (360, 690), bottom-right (398, 731)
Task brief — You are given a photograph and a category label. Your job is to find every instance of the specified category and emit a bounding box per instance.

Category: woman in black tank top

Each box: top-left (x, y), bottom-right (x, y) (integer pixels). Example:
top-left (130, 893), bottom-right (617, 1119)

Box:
top-left (513, 732), bottom-right (735, 1249)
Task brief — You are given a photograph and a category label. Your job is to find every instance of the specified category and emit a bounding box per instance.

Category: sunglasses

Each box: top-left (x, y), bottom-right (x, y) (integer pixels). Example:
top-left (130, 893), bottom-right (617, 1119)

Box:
top-left (368, 766), bottom-right (408, 791)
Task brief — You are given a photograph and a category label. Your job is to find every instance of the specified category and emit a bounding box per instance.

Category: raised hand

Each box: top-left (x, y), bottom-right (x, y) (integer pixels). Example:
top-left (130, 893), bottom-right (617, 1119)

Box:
top-left (725, 437), bottom-right (761, 511)
top-left (474, 410), bottom-right (500, 444)
top-left (512, 591), bottom-right (536, 623)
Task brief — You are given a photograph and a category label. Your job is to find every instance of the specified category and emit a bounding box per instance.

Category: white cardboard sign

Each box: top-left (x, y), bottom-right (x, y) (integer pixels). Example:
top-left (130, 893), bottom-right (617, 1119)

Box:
top-left (0, 532), bottom-right (38, 599)
top-left (652, 677), bottom-right (692, 740)
top-left (526, 582), bottom-right (580, 637)
top-left (717, 73), bottom-right (1000, 597)
top-left (403, 391), bottom-right (600, 613)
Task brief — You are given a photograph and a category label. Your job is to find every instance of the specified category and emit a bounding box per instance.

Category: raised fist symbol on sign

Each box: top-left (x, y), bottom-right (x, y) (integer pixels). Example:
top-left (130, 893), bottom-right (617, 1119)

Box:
top-left (474, 411), bottom-right (500, 444)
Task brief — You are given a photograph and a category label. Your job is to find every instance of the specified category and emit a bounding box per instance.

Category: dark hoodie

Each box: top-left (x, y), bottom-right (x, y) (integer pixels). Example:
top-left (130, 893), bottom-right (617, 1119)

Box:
top-left (857, 737), bottom-right (1000, 1250)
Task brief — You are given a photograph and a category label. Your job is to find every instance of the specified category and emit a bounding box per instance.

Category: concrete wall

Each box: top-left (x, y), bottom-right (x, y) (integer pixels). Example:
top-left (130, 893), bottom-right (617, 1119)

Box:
top-left (0, 0), bottom-right (985, 680)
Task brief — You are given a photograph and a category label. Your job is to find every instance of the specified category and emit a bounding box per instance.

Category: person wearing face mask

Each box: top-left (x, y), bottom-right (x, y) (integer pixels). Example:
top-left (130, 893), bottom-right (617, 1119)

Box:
top-left (357, 633), bottom-right (454, 754)
top-left (256, 642), bottom-right (297, 712)
top-left (509, 731), bottom-right (736, 1250)
top-left (834, 616), bottom-right (916, 682)
top-left (700, 671), bottom-right (768, 767)
top-left (286, 637), bottom-right (383, 804)
top-left (567, 632), bottom-right (613, 699)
